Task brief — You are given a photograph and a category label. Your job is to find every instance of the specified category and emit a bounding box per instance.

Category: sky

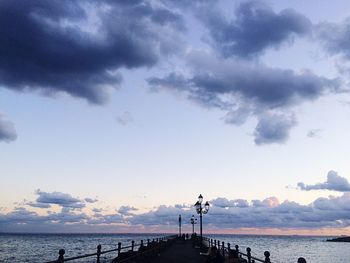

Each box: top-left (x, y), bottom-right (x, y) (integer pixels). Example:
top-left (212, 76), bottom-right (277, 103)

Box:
top-left (1, 0), bottom-right (350, 235)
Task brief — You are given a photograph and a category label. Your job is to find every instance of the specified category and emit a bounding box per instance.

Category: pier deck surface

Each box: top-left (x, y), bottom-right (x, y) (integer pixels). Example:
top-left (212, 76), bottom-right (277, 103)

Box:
top-left (153, 239), bottom-right (206, 263)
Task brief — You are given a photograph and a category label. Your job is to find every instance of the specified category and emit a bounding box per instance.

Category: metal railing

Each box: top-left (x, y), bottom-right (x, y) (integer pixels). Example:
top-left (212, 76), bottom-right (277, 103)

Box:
top-left (202, 236), bottom-right (272, 263)
top-left (44, 235), bottom-right (177, 263)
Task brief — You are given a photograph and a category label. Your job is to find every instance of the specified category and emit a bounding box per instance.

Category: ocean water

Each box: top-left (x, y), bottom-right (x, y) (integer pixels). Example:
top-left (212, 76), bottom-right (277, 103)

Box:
top-left (0, 233), bottom-right (349, 263)
top-left (206, 234), bottom-right (350, 263)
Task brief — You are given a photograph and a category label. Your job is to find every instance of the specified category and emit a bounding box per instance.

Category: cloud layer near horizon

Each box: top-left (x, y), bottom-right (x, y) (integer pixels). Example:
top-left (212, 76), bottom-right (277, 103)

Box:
top-left (2, 189), bottom-right (350, 233)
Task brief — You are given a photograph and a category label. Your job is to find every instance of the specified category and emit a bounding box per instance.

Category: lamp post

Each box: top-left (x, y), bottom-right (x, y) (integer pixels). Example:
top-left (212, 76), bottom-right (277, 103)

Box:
top-left (194, 194), bottom-right (209, 239)
top-left (178, 214), bottom-right (182, 237)
top-left (190, 215), bottom-right (197, 235)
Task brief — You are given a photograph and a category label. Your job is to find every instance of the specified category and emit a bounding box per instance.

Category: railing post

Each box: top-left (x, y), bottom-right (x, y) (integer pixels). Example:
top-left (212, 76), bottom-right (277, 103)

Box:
top-left (214, 239), bottom-right (217, 246)
top-left (57, 249), bottom-right (65, 263)
top-left (210, 239), bottom-right (213, 247)
top-left (147, 239), bottom-right (150, 246)
top-left (235, 245), bottom-right (239, 253)
top-left (222, 241), bottom-right (225, 257)
top-left (227, 243), bottom-right (231, 251)
top-left (131, 240), bottom-right (135, 251)
top-left (264, 251), bottom-right (271, 263)
top-left (141, 240), bottom-right (144, 247)
top-left (118, 242), bottom-right (121, 257)
top-left (96, 244), bottom-right (101, 263)
top-left (247, 247), bottom-right (251, 263)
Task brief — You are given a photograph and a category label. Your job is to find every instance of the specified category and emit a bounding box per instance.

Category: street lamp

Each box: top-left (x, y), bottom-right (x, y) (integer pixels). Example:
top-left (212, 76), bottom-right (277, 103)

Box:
top-left (194, 194), bottom-right (209, 239)
top-left (190, 215), bottom-right (197, 234)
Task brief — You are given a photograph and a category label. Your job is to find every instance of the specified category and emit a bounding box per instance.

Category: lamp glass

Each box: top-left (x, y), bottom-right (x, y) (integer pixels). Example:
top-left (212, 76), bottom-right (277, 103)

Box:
top-left (204, 201), bottom-right (210, 212)
top-left (195, 201), bottom-right (201, 211)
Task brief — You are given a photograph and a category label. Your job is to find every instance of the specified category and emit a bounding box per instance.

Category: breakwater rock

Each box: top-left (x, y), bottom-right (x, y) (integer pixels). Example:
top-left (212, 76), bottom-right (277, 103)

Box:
top-left (327, 236), bottom-right (350, 242)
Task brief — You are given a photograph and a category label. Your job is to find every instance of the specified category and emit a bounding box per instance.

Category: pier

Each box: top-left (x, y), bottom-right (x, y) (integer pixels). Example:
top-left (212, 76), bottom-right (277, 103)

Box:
top-left (45, 235), bottom-right (281, 263)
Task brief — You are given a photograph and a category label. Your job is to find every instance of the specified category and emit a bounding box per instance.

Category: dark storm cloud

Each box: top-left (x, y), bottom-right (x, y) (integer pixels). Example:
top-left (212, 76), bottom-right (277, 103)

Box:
top-left (29, 190), bottom-right (91, 211)
top-left (0, 0), bottom-right (184, 104)
top-left (198, 0), bottom-right (311, 58)
top-left (315, 18), bottom-right (350, 84)
top-left (317, 19), bottom-right (350, 60)
top-left (0, 114), bottom-right (17, 143)
top-left (149, 52), bottom-right (338, 110)
top-left (35, 190), bottom-right (85, 208)
top-left (27, 190), bottom-right (102, 209)
top-left (254, 113), bottom-right (296, 145)
top-left (298, 171), bottom-right (350, 192)
top-left (148, 51), bottom-right (339, 144)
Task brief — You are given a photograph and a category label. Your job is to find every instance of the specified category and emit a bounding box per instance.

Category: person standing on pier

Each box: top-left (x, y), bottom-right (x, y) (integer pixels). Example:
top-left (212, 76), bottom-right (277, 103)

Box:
top-left (206, 246), bottom-right (224, 263)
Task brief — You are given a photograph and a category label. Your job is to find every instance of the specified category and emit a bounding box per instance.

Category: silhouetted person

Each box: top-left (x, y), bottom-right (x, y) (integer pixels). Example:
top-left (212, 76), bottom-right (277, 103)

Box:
top-left (298, 257), bottom-right (306, 263)
top-left (206, 246), bottom-right (224, 263)
top-left (225, 250), bottom-right (243, 263)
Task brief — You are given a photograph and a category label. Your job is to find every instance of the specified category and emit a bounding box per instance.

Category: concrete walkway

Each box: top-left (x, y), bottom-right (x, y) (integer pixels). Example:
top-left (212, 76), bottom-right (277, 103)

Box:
top-left (153, 239), bottom-right (206, 263)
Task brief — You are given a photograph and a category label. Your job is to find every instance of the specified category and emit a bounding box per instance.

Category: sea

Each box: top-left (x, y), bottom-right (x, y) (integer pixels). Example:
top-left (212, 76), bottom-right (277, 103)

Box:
top-left (0, 233), bottom-right (349, 263)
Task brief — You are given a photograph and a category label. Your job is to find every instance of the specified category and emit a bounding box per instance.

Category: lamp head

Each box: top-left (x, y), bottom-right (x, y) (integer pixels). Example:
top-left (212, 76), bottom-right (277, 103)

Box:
top-left (198, 194), bottom-right (203, 204)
